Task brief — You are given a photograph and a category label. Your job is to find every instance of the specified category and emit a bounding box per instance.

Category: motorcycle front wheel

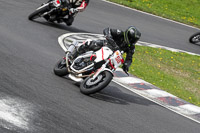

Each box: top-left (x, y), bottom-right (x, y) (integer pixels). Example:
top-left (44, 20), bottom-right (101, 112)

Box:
top-left (189, 32), bottom-right (200, 44)
top-left (53, 58), bottom-right (69, 77)
top-left (80, 71), bottom-right (113, 95)
top-left (28, 4), bottom-right (49, 20)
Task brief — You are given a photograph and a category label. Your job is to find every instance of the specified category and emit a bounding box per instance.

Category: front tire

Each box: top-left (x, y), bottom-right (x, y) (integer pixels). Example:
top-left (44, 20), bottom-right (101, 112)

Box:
top-left (189, 32), bottom-right (200, 44)
top-left (80, 71), bottom-right (113, 95)
top-left (28, 5), bottom-right (49, 20)
top-left (54, 58), bottom-right (69, 77)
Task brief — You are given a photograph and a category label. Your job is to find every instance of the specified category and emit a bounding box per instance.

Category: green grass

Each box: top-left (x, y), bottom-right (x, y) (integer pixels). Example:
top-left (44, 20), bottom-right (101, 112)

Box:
top-left (125, 46), bottom-right (200, 106)
top-left (108, 0), bottom-right (200, 106)
top-left (108, 0), bottom-right (200, 28)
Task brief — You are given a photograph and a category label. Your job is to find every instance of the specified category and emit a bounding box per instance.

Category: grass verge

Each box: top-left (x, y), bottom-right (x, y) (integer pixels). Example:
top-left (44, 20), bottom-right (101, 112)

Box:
top-left (107, 0), bottom-right (200, 106)
top-left (125, 45), bottom-right (200, 106)
top-left (108, 0), bottom-right (200, 28)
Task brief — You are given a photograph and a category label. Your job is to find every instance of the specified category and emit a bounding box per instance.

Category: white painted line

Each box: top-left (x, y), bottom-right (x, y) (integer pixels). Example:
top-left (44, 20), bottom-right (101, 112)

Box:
top-left (113, 77), bottom-right (149, 84)
top-left (143, 89), bottom-right (177, 98)
top-left (58, 33), bottom-right (200, 56)
top-left (137, 41), bottom-right (200, 56)
top-left (0, 97), bottom-right (33, 130)
top-left (169, 105), bottom-right (200, 115)
top-left (58, 33), bottom-right (104, 52)
top-left (179, 104), bottom-right (200, 114)
top-left (112, 80), bottom-right (200, 124)
top-left (102, 0), bottom-right (199, 30)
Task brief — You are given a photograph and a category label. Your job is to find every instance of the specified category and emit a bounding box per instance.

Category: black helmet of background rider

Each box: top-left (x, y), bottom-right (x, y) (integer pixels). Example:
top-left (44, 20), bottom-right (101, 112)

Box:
top-left (124, 26), bottom-right (141, 47)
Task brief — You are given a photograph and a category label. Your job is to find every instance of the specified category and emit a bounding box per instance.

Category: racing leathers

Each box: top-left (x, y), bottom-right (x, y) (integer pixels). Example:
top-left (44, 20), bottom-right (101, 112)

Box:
top-left (78, 27), bottom-right (141, 73)
top-left (63, 0), bottom-right (90, 25)
top-left (47, 0), bottom-right (89, 25)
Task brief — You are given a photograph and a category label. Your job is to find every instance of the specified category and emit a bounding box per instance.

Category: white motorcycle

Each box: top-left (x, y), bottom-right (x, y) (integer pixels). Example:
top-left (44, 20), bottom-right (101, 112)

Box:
top-left (54, 38), bottom-right (126, 95)
top-left (189, 32), bottom-right (200, 45)
top-left (28, 0), bottom-right (73, 24)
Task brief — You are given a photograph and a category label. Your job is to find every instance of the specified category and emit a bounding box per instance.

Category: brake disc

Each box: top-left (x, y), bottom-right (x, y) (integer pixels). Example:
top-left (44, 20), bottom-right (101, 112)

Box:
top-left (86, 75), bottom-right (103, 86)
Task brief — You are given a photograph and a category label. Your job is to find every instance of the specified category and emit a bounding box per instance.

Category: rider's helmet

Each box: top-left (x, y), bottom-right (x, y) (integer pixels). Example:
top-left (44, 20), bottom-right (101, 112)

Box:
top-left (124, 26), bottom-right (141, 47)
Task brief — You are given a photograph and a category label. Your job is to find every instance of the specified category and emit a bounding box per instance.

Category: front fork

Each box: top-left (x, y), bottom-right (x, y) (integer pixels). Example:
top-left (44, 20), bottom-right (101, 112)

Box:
top-left (65, 52), bottom-right (72, 74)
top-left (91, 60), bottom-right (114, 80)
top-left (39, 1), bottom-right (62, 17)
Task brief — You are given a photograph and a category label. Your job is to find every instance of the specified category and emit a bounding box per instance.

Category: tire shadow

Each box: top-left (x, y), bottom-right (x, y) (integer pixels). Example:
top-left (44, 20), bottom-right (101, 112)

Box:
top-left (89, 85), bottom-right (155, 106)
top-left (54, 75), bottom-right (155, 106)
top-left (30, 19), bottom-right (89, 33)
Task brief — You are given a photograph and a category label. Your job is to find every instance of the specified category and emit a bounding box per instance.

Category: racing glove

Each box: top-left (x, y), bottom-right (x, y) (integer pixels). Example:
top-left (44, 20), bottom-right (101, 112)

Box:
top-left (122, 63), bottom-right (129, 73)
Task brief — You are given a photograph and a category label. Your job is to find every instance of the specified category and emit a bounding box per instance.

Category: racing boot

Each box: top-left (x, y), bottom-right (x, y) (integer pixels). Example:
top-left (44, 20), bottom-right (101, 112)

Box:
top-left (65, 15), bottom-right (74, 26)
top-left (77, 39), bottom-right (93, 54)
top-left (43, 15), bottom-right (50, 21)
top-left (49, 15), bottom-right (56, 22)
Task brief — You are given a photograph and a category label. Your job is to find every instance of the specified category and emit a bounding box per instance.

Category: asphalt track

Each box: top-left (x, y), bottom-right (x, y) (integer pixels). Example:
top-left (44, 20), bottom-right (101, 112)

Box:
top-left (0, 0), bottom-right (199, 133)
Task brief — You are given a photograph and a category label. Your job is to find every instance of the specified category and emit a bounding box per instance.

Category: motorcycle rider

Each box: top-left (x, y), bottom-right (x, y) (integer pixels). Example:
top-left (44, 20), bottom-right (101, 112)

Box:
top-left (47, 0), bottom-right (90, 26)
top-left (77, 26), bottom-right (141, 73)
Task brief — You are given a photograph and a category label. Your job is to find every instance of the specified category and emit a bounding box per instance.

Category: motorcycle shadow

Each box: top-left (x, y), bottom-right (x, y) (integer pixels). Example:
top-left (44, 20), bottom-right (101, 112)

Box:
top-left (89, 85), bottom-right (155, 106)
top-left (58, 76), bottom-right (154, 106)
top-left (189, 42), bottom-right (200, 46)
top-left (30, 20), bottom-right (88, 32)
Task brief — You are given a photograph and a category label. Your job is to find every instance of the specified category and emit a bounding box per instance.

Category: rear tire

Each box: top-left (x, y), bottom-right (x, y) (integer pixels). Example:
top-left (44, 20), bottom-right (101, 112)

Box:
top-left (80, 71), bottom-right (113, 95)
top-left (28, 5), bottom-right (49, 20)
top-left (189, 32), bottom-right (200, 44)
top-left (54, 58), bottom-right (69, 77)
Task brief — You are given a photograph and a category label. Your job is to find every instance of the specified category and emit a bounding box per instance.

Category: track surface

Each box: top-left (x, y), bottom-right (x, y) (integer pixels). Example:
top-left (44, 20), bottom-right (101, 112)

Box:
top-left (0, 0), bottom-right (199, 132)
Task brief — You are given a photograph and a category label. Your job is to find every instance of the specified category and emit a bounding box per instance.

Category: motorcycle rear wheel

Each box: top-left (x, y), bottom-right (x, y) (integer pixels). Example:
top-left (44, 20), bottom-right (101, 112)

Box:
top-left (54, 58), bottom-right (69, 77)
top-left (28, 5), bottom-right (49, 20)
top-left (80, 71), bottom-right (113, 95)
top-left (189, 32), bottom-right (200, 44)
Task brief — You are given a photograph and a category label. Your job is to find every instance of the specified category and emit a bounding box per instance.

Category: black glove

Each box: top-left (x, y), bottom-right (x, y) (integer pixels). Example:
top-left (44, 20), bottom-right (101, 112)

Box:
top-left (122, 63), bottom-right (129, 73)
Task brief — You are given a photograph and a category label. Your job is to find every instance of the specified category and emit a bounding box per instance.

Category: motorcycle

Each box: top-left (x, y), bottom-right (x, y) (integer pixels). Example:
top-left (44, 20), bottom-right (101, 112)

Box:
top-left (28, 0), bottom-right (72, 24)
top-left (189, 32), bottom-right (200, 44)
top-left (54, 38), bottom-right (126, 95)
